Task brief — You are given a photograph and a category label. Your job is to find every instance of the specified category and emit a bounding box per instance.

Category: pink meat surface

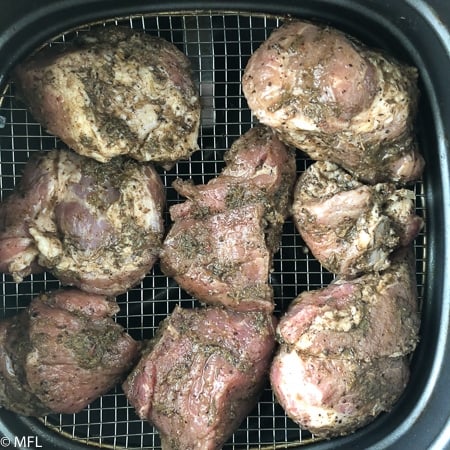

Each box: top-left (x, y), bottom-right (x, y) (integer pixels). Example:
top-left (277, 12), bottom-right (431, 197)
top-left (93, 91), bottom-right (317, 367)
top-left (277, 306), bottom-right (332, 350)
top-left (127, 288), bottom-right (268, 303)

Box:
top-left (124, 305), bottom-right (277, 450)
top-left (0, 289), bottom-right (140, 416)
top-left (160, 125), bottom-right (296, 312)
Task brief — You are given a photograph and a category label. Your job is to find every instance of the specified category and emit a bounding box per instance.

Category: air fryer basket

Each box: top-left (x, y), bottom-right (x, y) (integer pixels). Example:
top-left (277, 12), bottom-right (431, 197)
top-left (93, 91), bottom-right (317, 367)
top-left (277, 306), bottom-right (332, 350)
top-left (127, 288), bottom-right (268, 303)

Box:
top-left (0, 2), bottom-right (449, 450)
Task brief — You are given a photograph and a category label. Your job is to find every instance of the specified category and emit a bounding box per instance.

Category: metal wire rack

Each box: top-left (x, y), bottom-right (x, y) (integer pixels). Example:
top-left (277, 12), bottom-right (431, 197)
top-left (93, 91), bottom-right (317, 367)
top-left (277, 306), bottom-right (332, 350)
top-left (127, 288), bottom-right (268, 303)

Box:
top-left (0, 11), bottom-right (427, 450)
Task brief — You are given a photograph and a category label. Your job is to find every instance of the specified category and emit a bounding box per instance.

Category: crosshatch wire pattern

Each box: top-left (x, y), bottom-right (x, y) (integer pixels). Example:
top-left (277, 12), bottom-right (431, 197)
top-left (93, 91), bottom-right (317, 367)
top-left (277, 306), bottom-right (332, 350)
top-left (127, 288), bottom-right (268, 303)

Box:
top-left (0, 12), bottom-right (427, 450)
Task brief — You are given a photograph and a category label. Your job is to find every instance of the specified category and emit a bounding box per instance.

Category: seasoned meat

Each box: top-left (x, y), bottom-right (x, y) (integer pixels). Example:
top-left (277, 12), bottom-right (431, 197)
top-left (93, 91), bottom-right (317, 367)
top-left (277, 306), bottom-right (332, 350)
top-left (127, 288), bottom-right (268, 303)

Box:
top-left (271, 349), bottom-right (410, 438)
top-left (271, 248), bottom-right (420, 437)
top-left (0, 149), bottom-right (165, 295)
top-left (14, 27), bottom-right (200, 167)
top-left (0, 320), bottom-right (49, 416)
top-left (160, 125), bottom-right (296, 312)
top-left (123, 305), bottom-right (276, 450)
top-left (242, 20), bottom-right (424, 184)
top-left (277, 248), bottom-right (420, 360)
top-left (292, 161), bottom-right (423, 277)
top-left (0, 150), bottom-right (55, 281)
top-left (0, 289), bottom-right (140, 416)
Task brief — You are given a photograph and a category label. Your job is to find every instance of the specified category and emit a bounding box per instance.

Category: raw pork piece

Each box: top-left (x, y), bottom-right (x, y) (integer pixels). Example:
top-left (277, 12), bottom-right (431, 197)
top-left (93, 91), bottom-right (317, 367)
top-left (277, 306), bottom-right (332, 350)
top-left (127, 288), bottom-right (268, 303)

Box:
top-left (14, 27), bottom-right (200, 167)
top-left (292, 161), bottom-right (423, 277)
top-left (271, 248), bottom-right (420, 437)
top-left (0, 289), bottom-right (140, 416)
top-left (123, 305), bottom-right (276, 450)
top-left (243, 20), bottom-right (424, 184)
top-left (0, 149), bottom-right (165, 295)
top-left (160, 125), bottom-right (296, 312)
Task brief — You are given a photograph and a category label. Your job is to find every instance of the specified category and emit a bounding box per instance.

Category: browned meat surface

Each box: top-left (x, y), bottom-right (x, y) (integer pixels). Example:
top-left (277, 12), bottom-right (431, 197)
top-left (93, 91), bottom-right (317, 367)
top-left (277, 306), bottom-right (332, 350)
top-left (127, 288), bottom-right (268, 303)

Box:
top-left (242, 20), bottom-right (424, 184)
top-left (123, 305), bottom-right (276, 450)
top-left (292, 161), bottom-right (423, 277)
top-left (270, 248), bottom-right (419, 437)
top-left (0, 149), bottom-right (165, 295)
top-left (14, 27), bottom-right (200, 167)
top-left (160, 125), bottom-right (296, 312)
top-left (0, 289), bottom-right (140, 416)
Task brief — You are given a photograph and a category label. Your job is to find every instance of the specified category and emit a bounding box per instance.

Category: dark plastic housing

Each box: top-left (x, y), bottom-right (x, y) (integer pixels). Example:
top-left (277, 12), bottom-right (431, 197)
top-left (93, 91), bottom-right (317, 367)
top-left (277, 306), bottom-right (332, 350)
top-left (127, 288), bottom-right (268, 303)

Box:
top-left (0, 1), bottom-right (449, 449)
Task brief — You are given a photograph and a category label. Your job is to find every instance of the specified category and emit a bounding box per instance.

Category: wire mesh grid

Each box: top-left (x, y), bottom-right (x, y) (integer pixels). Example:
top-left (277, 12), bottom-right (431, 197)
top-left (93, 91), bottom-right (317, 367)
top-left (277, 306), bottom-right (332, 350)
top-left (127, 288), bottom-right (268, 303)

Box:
top-left (0, 11), bottom-right (426, 450)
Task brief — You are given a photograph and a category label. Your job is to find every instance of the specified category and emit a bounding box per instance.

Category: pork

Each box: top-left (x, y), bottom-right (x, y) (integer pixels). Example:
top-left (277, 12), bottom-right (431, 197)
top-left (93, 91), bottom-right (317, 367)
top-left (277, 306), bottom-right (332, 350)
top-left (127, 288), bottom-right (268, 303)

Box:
top-left (14, 27), bottom-right (200, 167)
top-left (291, 161), bottom-right (423, 277)
top-left (270, 248), bottom-right (420, 437)
top-left (160, 125), bottom-right (296, 312)
top-left (123, 305), bottom-right (276, 450)
top-left (276, 248), bottom-right (420, 361)
top-left (0, 149), bottom-right (165, 295)
top-left (0, 289), bottom-right (140, 416)
top-left (271, 349), bottom-right (410, 438)
top-left (242, 20), bottom-right (424, 184)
